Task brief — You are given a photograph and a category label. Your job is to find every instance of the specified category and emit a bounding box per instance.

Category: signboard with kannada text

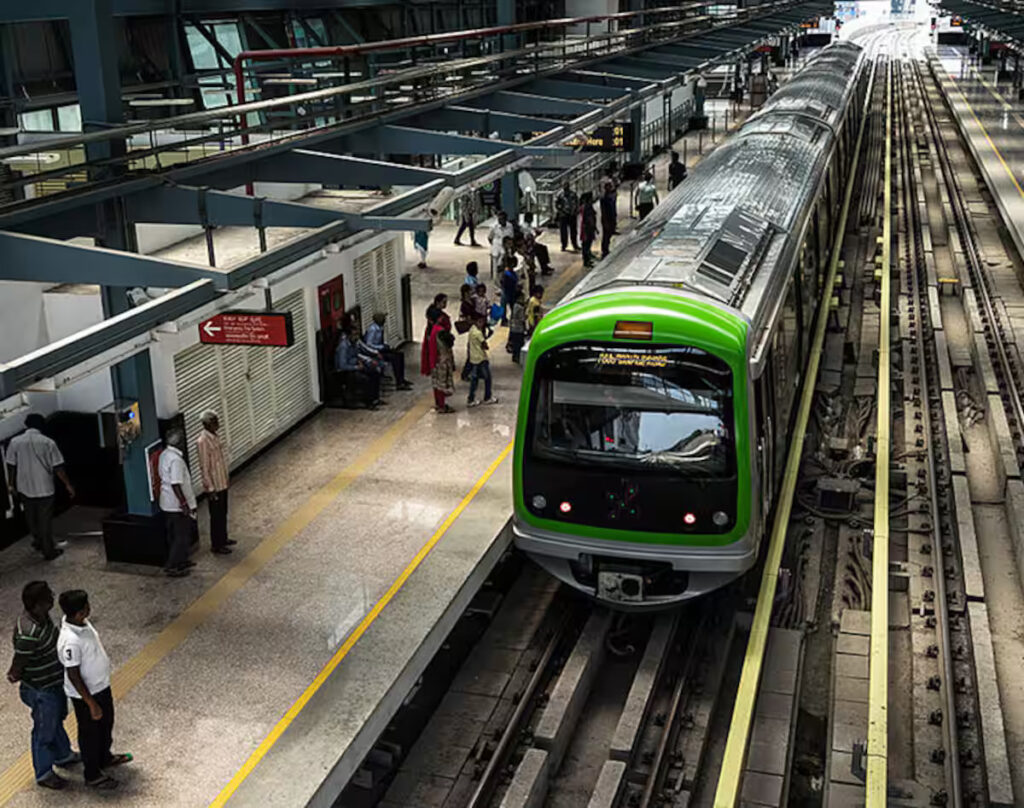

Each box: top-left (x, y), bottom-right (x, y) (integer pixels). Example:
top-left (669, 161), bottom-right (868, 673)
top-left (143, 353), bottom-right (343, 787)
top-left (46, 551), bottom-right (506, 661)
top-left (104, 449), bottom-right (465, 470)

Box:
top-left (565, 122), bottom-right (635, 153)
top-left (198, 311), bottom-right (294, 347)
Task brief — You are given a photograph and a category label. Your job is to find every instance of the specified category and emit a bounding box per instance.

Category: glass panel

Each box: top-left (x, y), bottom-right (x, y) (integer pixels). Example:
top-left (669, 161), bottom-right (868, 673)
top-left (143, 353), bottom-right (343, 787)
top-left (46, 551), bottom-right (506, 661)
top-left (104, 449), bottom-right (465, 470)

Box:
top-left (18, 110), bottom-right (54, 132)
top-left (531, 343), bottom-right (735, 478)
top-left (56, 105), bottom-right (82, 132)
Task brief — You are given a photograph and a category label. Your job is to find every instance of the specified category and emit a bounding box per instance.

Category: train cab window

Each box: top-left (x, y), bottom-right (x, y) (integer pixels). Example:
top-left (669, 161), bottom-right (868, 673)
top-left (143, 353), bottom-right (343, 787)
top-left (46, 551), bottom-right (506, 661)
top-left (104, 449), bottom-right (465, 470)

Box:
top-left (529, 343), bottom-right (735, 480)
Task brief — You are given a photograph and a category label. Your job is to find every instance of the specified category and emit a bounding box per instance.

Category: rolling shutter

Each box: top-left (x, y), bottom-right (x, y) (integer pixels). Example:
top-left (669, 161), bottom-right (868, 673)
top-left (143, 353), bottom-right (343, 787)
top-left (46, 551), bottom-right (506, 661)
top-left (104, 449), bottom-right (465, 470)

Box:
top-left (353, 239), bottom-right (402, 344)
top-left (172, 289), bottom-right (314, 491)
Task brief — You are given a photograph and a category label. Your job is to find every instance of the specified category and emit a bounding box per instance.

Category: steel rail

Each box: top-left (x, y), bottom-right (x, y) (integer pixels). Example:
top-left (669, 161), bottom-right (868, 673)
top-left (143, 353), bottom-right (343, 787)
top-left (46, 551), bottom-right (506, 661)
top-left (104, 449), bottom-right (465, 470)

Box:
top-left (898, 59), bottom-right (963, 806)
top-left (711, 54), bottom-right (879, 808)
top-left (464, 609), bottom-right (574, 808)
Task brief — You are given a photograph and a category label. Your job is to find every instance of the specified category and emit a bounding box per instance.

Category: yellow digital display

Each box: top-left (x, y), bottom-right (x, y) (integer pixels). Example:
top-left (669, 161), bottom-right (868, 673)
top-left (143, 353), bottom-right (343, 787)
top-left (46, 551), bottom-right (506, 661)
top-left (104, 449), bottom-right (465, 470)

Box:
top-left (613, 320), bottom-right (654, 340)
top-left (597, 352), bottom-right (669, 369)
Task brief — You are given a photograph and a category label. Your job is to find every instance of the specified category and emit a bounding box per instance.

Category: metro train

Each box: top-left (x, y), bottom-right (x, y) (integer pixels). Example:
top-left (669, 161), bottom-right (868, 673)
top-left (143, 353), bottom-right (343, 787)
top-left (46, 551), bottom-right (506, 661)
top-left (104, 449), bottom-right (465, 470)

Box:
top-left (513, 41), bottom-right (869, 608)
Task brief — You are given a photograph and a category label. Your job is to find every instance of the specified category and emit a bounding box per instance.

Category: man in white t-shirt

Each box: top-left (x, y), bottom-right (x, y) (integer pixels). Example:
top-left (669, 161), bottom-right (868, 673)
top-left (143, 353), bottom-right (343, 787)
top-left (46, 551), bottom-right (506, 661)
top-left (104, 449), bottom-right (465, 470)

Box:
top-left (488, 211), bottom-right (515, 278)
top-left (158, 430), bottom-right (196, 578)
top-left (57, 590), bottom-right (132, 790)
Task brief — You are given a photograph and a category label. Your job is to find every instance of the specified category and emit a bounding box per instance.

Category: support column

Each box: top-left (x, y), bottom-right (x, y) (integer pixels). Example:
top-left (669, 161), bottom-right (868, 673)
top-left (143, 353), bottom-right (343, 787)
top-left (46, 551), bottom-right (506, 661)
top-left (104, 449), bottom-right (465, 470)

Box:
top-left (72, 2), bottom-right (160, 521)
top-left (497, 0), bottom-right (517, 57)
top-left (501, 171), bottom-right (520, 219)
top-left (68, 0), bottom-right (124, 166)
top-left (630, 103), bottom-right (643, 165)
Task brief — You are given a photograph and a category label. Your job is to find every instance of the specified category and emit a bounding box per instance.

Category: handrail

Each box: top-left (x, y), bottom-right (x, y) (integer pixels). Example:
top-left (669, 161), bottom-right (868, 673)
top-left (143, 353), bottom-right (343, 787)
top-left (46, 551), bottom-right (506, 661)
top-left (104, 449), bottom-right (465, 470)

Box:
top-left (230, 0), bottom-right (711, 106)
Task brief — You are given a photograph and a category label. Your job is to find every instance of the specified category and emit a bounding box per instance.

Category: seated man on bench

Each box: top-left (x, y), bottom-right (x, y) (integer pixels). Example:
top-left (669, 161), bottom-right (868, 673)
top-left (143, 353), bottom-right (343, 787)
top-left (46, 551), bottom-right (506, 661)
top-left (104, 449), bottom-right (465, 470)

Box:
top-left (335, 324), bottom-right (382, 408)
top-left (362, 312), bottom-right (413, 391)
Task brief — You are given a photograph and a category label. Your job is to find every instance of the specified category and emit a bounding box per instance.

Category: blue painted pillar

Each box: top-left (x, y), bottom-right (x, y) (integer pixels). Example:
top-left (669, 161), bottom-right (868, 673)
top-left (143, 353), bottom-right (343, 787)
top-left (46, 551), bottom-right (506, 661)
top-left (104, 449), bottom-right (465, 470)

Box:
top-left (631, 103), bottom-right (643, 164)
top-left (72, 1), bottom-right (158, 517)
top-left (68, 0), bottom-right (124, 166)
top-left (501, 172), bottom-right (520, 219)
top-left (497, 0), bottom-right (517, 56)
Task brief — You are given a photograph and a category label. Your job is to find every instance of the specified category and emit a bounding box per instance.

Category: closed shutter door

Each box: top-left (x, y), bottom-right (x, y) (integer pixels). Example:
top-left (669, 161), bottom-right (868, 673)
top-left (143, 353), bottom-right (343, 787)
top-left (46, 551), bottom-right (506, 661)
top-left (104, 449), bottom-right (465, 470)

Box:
top-left (173, 343), bottom-right (224, 490)
top-left (353, 240), bottom-right (401, 342)
top-left (377, 241), bottom-right (402, 344)
top-left (172, 291), bottom-right (314, 491)
top-left (271, 290), bottom-right (314, 426)
top-left (220, 345), bottom-right (255, 466)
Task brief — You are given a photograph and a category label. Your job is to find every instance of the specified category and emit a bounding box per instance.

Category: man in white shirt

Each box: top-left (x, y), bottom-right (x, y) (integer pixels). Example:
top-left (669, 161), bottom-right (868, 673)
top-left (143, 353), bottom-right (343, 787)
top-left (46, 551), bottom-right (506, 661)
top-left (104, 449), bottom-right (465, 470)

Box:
top-left (4, 413), bottom-right (75, 560)
top-left (158, 429), bottom-right (196, 578)
top-left (488, 210), bottom-right (515, 278)
top-left (57, 590), bottom-right (131, 790)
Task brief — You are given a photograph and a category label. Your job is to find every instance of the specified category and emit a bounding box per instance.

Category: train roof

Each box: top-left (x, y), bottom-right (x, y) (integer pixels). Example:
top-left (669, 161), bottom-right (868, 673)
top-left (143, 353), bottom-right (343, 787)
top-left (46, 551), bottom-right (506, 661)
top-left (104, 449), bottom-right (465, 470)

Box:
top-left (569, 41), bottom-right (864, 329)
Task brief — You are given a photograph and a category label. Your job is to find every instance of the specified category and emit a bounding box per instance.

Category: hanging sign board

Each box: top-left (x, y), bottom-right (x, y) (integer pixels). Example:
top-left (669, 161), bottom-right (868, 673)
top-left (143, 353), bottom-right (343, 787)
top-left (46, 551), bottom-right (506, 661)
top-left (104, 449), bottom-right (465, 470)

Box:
top-left (565, 122), bottom-right (635, 153)
top-left (199, 311), bottom-right (294, 347)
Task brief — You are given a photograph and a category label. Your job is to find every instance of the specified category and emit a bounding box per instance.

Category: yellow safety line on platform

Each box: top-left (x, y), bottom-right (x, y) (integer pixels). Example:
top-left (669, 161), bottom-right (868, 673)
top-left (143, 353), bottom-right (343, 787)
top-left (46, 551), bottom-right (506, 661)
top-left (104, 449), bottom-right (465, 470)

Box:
top-left (865, 62), bottom-right (893, 807)
top-left (711, 60), bottom-right (878, 808)
top-left (210, 441), bottom-right (513, 807)
top-left (946, 72), bottom-right (1024, 200)
top-left (0, 397), bottom-right (433, 806)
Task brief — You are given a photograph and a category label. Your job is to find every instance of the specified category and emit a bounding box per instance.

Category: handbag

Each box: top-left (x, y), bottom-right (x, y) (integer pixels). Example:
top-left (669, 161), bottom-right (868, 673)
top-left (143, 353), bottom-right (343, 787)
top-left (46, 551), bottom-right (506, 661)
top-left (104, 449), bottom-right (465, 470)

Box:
top-left (455, 318), bottom-right (471, 334)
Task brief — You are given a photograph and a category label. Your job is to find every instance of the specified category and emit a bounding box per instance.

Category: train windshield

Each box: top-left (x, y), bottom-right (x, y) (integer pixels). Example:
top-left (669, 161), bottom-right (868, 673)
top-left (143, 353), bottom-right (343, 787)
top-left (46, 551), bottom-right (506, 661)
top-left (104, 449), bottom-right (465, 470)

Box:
top-left (530, 343), bottom-right (735, 478)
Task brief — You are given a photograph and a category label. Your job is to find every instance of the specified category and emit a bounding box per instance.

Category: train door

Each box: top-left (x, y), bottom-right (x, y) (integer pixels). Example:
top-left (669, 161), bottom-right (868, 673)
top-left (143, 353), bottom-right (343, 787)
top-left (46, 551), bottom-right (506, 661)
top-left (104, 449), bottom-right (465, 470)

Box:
top-left (755, 369), bottom-right (776, 516)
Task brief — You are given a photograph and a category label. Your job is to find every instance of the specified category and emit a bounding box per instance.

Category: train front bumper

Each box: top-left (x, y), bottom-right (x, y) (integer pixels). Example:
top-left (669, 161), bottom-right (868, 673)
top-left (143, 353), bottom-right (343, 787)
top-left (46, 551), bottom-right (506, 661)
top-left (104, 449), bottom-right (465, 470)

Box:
top-left (513, 518), bottom-right (759, 608)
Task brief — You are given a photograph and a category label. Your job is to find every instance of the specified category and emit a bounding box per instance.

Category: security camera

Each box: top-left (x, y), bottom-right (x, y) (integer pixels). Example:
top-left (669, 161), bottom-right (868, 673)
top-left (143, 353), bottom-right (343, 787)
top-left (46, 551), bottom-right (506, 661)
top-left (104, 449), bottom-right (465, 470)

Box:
top-left (428, 186), bottom-right (455, 219)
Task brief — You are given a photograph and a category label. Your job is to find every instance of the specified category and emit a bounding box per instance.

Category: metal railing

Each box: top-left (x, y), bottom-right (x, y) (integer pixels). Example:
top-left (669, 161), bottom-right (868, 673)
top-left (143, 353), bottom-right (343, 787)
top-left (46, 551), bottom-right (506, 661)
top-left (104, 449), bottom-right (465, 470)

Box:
top-left (0, 0), bottom-right (806, 210)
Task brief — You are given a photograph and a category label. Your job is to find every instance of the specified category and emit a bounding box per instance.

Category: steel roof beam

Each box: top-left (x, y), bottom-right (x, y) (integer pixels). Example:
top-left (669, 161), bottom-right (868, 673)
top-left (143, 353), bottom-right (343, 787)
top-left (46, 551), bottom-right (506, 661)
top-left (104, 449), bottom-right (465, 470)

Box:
top-left (463, 90), bottom-right (601, 117)
top-left (563, 70), bottom-right (654, 90)
top-left (0, 230), bottom-right (229, 288)
top-left (402, 106), bottom-right (562, 139)
top-left (251, 147), bottom-right (456, 185)
top-left (598, 59), bottom-right (681, 80)
top-left (0, 0), bottom-right (401, 22)
top-left (339, 125), bottom-right (518, 156)
top-left (0, 280), bottom-right (218, 400)
top-left (518, 77), bottom-right (634, 100)
top-left (128, 184), bottom-right (431, 231)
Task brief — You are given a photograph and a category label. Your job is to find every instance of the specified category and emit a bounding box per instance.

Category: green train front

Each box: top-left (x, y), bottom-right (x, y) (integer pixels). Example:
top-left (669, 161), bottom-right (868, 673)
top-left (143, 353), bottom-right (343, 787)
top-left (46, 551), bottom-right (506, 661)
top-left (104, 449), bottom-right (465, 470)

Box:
top-left (513, 288), bottom-right (757, 608)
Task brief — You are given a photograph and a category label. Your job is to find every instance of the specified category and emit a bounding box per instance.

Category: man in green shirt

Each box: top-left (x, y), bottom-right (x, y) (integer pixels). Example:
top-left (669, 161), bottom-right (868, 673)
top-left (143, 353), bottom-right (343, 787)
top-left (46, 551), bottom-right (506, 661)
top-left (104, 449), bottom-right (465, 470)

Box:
top-left (6, 581), bottom-right (80, 789)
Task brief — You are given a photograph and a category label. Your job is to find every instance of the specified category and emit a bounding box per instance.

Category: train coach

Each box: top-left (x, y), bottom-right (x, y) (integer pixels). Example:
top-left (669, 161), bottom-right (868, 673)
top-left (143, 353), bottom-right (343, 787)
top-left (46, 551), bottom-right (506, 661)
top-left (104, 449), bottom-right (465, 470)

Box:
top-left (512, 41), bottom-right (869, 608)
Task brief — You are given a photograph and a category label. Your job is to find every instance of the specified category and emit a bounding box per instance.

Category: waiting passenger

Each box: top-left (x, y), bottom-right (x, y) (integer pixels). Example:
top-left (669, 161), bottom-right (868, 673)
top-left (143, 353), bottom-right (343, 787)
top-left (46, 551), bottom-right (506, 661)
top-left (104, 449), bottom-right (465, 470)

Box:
top-left (635, 172), bottom-right (660, 220)
top-left (668, 151), bottom-right (687, 190)
top-left (335, 326), bottom-right (382, 409)
top-left (500, 260), bottom-right (519, 326)
top-left (488, 211), bottom-right (515, 277)
top-left (579, 192), bottom-right (598, 268)
top-left (7, 581), bottom-right (80, 791)
top-left (554, 183), bottom-right (580, 251)
top-left (600, 183), bottom-right (617, 258)
top-left (509, 289), bottom-right (527, 364)
top-left (464, 261), bottom-right (480, 289)
top-left (158, 429), bottom-right (197, 578)
top-left (197, 410), bottom-right (234, 556)
top-left (526, 285), bottom-right (545, 336)
top-left (473, 284), bottom-right (490, 319)
top-left (363, 312), bottom-right (413, 390)
top-left (4, 413), bottom-right (75, 561)
top-left (467, 316), bottom-right (497, 407)
top-left (57, 590), bottom-right (132, 790)
top-left (420, 293), bottom-right (449, 376)
top-left (413, 230), bottom-right (429, 269)
top-left (431, 331), bottom-right (457, 414)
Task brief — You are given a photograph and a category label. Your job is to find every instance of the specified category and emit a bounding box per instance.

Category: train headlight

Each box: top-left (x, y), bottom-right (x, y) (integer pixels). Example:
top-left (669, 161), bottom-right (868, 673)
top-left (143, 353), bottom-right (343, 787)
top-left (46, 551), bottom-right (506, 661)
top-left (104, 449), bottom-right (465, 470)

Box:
top-left (532, 495), bottom-right (547, 510)
top-left (683, 512), bottom-right (697, 526)
top-left (713, 511), bottom-right (729, 527)
top-left (559, 501), bottom-right (573, 514)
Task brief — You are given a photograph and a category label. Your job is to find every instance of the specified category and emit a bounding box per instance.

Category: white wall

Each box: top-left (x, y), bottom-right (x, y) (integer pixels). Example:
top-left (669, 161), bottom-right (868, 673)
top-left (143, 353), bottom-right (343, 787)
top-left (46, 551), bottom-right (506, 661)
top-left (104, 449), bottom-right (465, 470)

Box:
top-left (41, 287), bottom-right (113, 413)
top-left (0, 281), bottom-right (50, 363)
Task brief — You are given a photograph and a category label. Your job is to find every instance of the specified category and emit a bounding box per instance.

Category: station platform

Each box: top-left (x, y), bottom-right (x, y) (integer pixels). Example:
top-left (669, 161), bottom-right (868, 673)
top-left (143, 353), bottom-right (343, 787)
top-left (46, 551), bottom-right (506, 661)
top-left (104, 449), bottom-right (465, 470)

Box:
top-left (0, 120), bottom-right (740, 807)
top-left (932, 46), bottom-right (1024, 264)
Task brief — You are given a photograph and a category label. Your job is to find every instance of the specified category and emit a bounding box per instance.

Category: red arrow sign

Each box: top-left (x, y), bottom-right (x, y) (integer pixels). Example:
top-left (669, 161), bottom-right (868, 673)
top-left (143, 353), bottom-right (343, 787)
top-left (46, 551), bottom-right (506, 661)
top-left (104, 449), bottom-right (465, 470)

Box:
top-left (198, 311), bottom-right (294, 347)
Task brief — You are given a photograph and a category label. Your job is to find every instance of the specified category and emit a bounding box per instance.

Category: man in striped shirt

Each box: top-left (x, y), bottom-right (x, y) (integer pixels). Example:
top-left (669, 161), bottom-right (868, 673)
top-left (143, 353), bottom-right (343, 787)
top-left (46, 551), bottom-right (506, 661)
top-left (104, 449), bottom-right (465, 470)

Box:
top-left (6, 581), bottom-right (80, 789)
top-left (197, 410), bottom-right (235, 555)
